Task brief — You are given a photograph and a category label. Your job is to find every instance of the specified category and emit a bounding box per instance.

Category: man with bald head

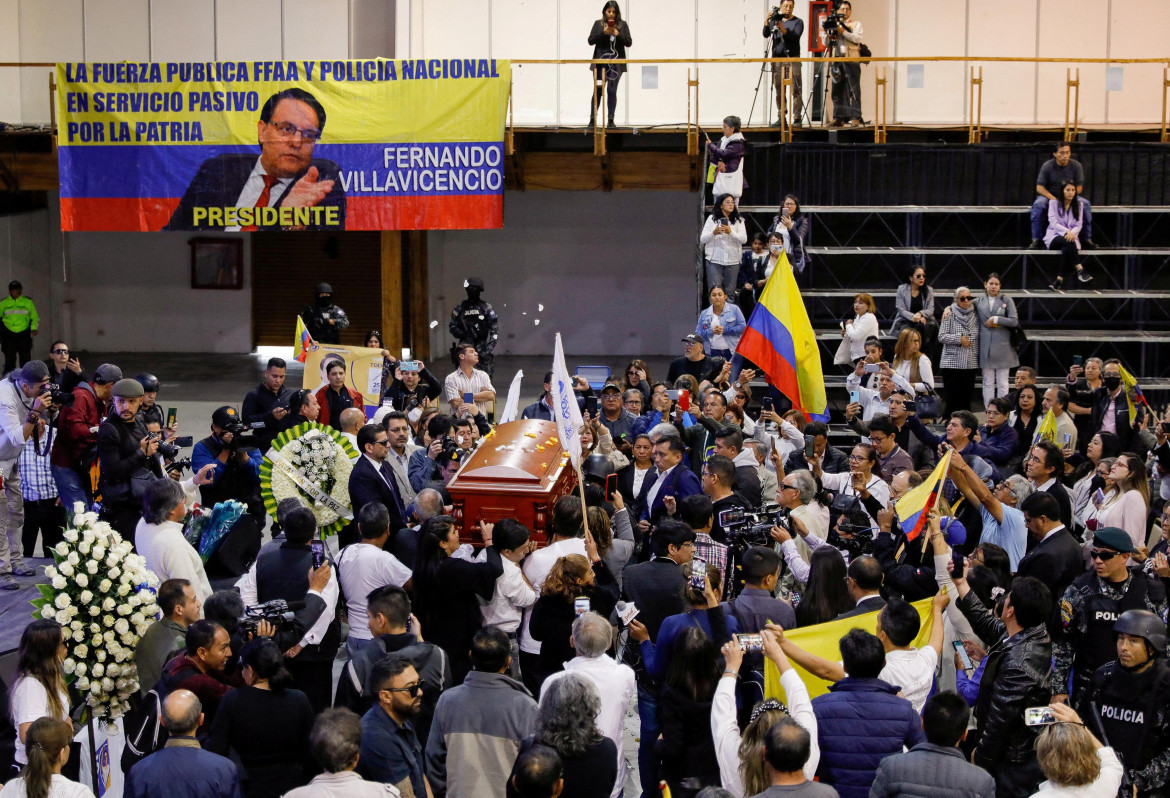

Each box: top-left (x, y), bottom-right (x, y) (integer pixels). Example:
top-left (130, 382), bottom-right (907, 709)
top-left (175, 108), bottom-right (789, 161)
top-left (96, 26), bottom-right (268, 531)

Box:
top-left (338, 407), bottom-right (366, 452)
top-left (124, 690), bottom-right (241, 798)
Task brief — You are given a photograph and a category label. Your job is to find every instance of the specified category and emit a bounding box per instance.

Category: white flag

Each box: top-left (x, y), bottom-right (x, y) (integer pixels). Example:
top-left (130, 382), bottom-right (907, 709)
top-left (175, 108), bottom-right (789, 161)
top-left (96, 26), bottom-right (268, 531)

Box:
top-left (497, 369), bottom-right (525, 424)
top-left (550, 332), bottom-right (584, 470)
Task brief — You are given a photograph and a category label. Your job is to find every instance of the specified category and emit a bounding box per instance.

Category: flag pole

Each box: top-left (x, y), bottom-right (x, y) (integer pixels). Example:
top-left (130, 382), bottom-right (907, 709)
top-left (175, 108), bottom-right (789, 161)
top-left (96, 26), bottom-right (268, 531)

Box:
top-left (576, 464), bottom-right (592, 539)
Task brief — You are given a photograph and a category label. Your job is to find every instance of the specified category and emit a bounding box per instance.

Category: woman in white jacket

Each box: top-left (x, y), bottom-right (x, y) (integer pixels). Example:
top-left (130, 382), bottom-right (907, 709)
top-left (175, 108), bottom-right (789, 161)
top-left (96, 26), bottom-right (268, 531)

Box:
top-left (700, 193), bottom-right (748, 296)
top-left (714, 631), bottom-right (818, 797)
top-left (834, 293), bottom-right (880, 366)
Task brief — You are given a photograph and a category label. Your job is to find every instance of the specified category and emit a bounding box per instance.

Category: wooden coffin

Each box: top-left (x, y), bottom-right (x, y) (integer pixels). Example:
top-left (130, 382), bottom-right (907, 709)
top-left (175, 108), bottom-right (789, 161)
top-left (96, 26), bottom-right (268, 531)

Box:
top-left (448, 419), bottom-right (577, 546)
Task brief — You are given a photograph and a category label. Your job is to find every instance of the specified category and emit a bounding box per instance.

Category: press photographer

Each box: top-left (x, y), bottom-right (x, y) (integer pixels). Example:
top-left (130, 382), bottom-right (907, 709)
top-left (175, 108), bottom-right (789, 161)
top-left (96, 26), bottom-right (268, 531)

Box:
top-left (50, 362), bottom-right (121, 511)
top-left (0, 361), bottom-right (55, 587)
top-left (192, 405), bottom-right (265, 526)
top-left (825, 0), bottom-right (865, 127)
top-left (763, 0), bottom-right (804, 126)
top-left (96, 377), bottom-right (159, 543)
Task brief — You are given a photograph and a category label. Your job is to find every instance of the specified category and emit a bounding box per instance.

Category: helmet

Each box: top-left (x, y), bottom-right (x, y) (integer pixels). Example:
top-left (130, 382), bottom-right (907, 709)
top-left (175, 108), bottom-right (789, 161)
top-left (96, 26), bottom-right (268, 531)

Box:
top-left (1114, 609), bottom-right (1167, 652)
top-left (134, 373), bottom-right (159, 393)
top-left (582, 453), bottom-right (615, 484)
top-left (316, 282), bottom-right (333, 295)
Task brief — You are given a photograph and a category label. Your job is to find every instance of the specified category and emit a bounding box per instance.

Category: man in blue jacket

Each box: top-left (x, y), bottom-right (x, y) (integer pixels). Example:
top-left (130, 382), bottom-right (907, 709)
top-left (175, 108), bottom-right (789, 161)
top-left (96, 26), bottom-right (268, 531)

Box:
top-left (125, 690), bottom-right (241, 798)
top-left (811, 628), bottom-right (924, 798)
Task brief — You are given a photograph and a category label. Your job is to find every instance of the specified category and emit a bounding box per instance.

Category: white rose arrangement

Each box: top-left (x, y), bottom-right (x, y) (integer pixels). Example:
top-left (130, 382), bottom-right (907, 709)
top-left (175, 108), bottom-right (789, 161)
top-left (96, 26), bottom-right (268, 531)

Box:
top-left (260, 421), bottom-right (357, 534)
top-left (32, 504), bottom-right (161, 723)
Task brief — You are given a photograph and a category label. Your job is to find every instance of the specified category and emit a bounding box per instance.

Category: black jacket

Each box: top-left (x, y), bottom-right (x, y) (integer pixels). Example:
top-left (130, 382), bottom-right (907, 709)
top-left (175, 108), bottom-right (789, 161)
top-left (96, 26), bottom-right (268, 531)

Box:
top-left (241, 382), bottom-right (290, 452)
top-left (348, 456), bottom-right (408, 533)
top-left (836, 594), bottom-right (887, 620)
top-left (587, 19), bottom-right (632, 71)
top-left (620, 558), bottom-right (687, 687)
top-left (1016, 526), bottom-right (1083, 634)
top-left (958, 592), bottom-right (1052, 769)
top-left (785, 445), bottom-right (850, 476)
top-left (96, 414), bottom-right (152, 506)
top-left (530, 560), bottom-right (619, 681)
top-left (383, 368), bottom-right (442, 412)
top-left (1089, 386), bottom-right (1147, 456)
top-left (873, 531), bottom-right (938, 601)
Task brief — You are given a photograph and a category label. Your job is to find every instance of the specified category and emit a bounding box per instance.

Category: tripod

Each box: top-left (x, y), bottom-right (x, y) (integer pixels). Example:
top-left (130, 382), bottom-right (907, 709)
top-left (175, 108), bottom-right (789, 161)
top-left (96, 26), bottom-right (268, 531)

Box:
top-left (747, 33), bottom-right (777, 128)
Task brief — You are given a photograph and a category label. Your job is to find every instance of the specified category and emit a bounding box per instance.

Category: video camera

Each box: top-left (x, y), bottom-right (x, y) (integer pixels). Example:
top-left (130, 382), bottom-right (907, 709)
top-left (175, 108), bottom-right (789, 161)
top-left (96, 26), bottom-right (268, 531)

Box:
top-left (222, 421), bottom-right (260, 451)
top-left (719, 504), bottom-right (782, 547)
top-left (822, 11), bottom-right (846, 34)
top-left (769, 6), bottom-right (784, 25)
top-left (237, 599), bottom-right (304, 638)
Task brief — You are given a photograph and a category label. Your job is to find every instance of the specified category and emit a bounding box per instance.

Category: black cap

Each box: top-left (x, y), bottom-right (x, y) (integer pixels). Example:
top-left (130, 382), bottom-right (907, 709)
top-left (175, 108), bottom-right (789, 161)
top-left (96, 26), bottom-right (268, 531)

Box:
top-left (93, 364), bottom-right (123, 385)
top-left (600, 383), bottom-right (622, 394)
top-left (682, 334), bottom-right (703, 346)
top-left (212, 406), bottom-right (240, 427)
top-left (8, 280), bottom-right (21, 291)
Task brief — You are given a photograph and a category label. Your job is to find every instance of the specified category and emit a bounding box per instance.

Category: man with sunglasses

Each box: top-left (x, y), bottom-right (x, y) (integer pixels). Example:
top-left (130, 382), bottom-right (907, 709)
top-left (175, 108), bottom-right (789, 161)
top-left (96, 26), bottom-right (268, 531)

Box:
top-left (359, 654), bottom-right (428, 798)
top-left (165, 87), bottom-right (346, 231)
top-left (1052, 526), bottom-right (1167, 707)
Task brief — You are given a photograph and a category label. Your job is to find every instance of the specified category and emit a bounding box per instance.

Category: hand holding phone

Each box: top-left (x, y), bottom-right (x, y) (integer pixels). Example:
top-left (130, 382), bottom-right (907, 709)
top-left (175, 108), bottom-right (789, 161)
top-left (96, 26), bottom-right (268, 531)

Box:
top-left (953, 640), bottom-right (974, 671)
top-left (689, 559), bottom-right (706, 591)
top-left (311, 539), bottom-right (326, 570)
top-left (462, 392), bottom-right (474, 405)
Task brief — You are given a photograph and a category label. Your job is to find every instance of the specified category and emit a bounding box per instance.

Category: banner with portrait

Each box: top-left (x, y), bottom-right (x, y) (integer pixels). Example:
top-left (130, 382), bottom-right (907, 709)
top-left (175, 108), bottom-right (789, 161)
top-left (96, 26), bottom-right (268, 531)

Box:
top-left (302, 343), bottom-right (385, 415)
top-left (55, 59), bottom-right (511, 231)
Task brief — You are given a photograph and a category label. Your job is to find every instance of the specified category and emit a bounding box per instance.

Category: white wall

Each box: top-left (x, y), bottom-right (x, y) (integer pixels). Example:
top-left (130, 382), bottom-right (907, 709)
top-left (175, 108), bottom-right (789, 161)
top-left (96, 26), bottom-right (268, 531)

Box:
top-left (428, 190), bottom-right (699, 357)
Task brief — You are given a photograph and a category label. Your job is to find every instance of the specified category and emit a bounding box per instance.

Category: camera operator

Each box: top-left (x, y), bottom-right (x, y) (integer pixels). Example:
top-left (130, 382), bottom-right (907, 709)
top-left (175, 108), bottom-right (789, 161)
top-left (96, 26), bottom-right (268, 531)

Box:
top-left (699, 454), bottom-right (753, 543)
top-left (764, 1), bottom-right (804, 126)
top-left (826, 0), bottom-right (864, 127)
top-left (0, 361), bottom-right (55, 587)
top-left (96, 377), bottom-right (160, 543)
top-left (242, 357), bottom-right (291, 453)
top-left (192, 406), bottom-right (265, 526)
top-left (50, 362), bottom-right (121, 511)
top-left (236, 504), bottom-right (339, 713)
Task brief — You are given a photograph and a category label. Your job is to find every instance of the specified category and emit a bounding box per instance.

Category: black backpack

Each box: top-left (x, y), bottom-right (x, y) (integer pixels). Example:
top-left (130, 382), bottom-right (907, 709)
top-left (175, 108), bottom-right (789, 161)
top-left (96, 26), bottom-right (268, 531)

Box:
top-left (120, 688), bottom-right (168, 773)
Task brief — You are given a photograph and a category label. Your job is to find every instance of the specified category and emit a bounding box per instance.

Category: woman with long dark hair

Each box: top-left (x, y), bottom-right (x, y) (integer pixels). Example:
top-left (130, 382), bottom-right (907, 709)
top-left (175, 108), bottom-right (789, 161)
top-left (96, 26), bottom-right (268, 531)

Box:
top-left (530, 534), bottom-right (618, 687)
top-left (658, 627), bottom-right (725, 797)
top-left (794, 547), bottom-right (851, 626)
top-left (621, 359), bottom-right (652, 403)
top-left (768, 194), bottom-right (811, 275)
top-left (412, 515), bottom-right (503, 683)
top-left (890, 266), bottom-right (937, 347)
top-left (506, 674), bottom-right (618, 798)
top-left (1, 717), bottom-right (90, 798)
top-left (1046, 180), bottom-right (1093, 290)
top-left (206, 638), bottom-right (315, 798)
top-left (1009, 384), bottom-right (1041, 465)
top-left (9, 620), bottom-right (69, 771)
top-left (699, 194), bottom-right (748, 298)
top-left (587, 1), bottom-right (631, 129)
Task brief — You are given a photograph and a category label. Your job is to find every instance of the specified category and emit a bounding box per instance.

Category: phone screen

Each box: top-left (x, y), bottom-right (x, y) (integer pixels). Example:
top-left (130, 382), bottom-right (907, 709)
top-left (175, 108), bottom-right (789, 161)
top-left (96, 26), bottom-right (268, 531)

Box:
top-left (1073, 355), bottom-right (1083, 367)
top-left (803, 434), bottom-right (816, 458)
top-left (760, 397), bottom-right (774, 412)
top-left (689, 559), bottom-right (706, 591)
top-left (310, 540), bottom-right (326, 569)
top-left (1025, 707), bottom-right (1058, 726)
top-left (736, 633), bottom-right (764, 653)
top-left (574, 597), bottom-right (591, 616)
top-left (165, 407), bottom-right (177, 428)
top-left (953, 640), bottom-right (974, 671)
top-left (667, 389), bottom-right (680, 401)
top-left (583, 396), bottom-right (598, 415)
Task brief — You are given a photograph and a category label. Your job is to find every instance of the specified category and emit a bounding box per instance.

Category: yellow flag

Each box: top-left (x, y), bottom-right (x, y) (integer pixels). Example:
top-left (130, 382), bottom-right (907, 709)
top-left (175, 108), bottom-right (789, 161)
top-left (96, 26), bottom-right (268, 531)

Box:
top-left (1034, 409), bottom-right (1059, 445)
top-left (764, 598), bottom-right (936, 700)
top-left (1119, 365), bottom-right (1139, 420)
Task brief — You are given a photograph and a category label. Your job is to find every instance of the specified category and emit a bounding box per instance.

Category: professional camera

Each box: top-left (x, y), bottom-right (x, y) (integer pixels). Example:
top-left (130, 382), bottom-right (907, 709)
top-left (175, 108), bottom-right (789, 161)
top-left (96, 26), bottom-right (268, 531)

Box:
top-left (237, 599), bottom-right (302, 638)
top-left (222, 421), bottom-right (259, 451)
top-left (769, 6), bottom-right (783, 24)
top-left (822, 11), bottom-right (845, 33)
top-left (166, 457), bottom-right (192, 474)
top-left (720, 504), bottom-right (781, 547)
top-left (47, 383), bottom-right (75, 406)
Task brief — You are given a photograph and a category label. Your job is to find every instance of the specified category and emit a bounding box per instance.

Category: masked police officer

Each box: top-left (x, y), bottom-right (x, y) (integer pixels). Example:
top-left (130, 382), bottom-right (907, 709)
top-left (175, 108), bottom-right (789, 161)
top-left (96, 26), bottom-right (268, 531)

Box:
top-left (1054, 526), bottom-right (1167, 705)
top-left (1079, 610), bottom-right (1170, 797)
top-left (301, 282), bottom-right (350, 344)
top-left (448, 277), bottom-right (499, 378)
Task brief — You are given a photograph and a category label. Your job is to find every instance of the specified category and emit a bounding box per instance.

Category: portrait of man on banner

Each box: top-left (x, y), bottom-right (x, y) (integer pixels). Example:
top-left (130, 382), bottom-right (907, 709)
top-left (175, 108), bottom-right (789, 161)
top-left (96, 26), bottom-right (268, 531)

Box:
top-left (302, 343), bottom-right (384, 413)
top-left (164, 87), bottom-right (347, 232)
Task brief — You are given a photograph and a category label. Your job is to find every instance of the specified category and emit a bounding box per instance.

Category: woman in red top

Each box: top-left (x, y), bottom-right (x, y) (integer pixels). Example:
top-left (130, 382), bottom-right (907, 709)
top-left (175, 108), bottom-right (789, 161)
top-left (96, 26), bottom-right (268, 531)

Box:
top-left (314, 359), bottom-right (364, 429)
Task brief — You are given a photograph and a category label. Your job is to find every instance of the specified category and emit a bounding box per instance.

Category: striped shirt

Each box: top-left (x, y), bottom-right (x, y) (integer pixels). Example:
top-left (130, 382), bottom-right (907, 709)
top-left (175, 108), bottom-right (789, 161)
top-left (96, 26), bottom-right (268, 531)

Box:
top-left (20, 438), bottom-right (58, 502)
top-left (443, 367), bottom-right (495, 416)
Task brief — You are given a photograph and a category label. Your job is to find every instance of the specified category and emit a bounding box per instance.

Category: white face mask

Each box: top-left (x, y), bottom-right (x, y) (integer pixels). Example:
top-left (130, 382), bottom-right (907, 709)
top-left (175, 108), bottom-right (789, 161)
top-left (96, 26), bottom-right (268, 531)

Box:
top-left (769, 243), bottom-right (783, 253)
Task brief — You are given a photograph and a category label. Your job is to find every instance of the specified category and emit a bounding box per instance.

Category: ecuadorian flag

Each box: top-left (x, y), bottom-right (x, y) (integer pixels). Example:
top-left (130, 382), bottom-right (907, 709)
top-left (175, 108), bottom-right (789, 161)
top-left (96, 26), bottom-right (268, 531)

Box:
top-left (895, 447), bottom-right (953, 541)
top-left (294, 316), bottom-right (313, 363)
top-left (734, 252), bottom-right (828, 421)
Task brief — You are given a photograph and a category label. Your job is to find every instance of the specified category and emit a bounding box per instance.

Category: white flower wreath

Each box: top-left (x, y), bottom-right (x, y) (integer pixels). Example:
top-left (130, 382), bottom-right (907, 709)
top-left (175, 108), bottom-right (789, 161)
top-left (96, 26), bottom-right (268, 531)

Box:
top-left (261, 422), bottom-right (357, 533)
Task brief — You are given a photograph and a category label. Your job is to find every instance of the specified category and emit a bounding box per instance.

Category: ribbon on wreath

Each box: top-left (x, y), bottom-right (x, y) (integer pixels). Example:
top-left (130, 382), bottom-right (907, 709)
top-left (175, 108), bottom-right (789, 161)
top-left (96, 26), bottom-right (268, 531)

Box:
top-left (266, 449), bottom-right (353, 520)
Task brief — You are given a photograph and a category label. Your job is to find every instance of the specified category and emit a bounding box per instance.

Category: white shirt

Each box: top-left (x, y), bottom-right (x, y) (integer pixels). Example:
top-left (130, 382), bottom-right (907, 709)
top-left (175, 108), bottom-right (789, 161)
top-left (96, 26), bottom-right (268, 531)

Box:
top-left (519, 537), bottom-right (587, 654)
top-left (224, 157), bottom-right (294, 232)
top-left (480, 555), bottom-right (536, 634)
top-left (542, 655), bottom-right (637, 798)
top-left (236, 554), bottom-right (338, 648)
top-left (133, 518), bottom-right (214, 603)
top-left (879, 647), bottom-right (939, 714)
top-left (337, 542), bottom-right (413, 641)
top-left (10, 677), bottom-right (69, 765)
top-left (631, 465), bottom-right (652, 499)
top-left (819, 471), bottom-right (890, 527)
top-left (341, 432), bottom-right (359, 454)
top-left (644, 464), bottom-right (676, 516)
top-left (1033, 747), bottom-right (1124, 798)
top-left (0, 774), bottom-right (95, 798)
top-left (443, 367), bottom-right (495, 416)
top-left (846, 372), bottom-right (914, 423)
top-left (0, 378), bottom-right (32, 467)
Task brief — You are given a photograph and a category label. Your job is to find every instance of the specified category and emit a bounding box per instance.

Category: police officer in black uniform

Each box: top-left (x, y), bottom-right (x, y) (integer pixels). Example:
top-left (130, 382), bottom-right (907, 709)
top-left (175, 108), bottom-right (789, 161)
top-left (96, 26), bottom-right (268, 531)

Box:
top-left (1079, 610), bottom-right (1170, 797)
top-left (1053, 526), bottom-right (1168, 705)
top-left (301, 282), bottom-right (350, 344)
top-left (448, 277), bottom-right (499, 378)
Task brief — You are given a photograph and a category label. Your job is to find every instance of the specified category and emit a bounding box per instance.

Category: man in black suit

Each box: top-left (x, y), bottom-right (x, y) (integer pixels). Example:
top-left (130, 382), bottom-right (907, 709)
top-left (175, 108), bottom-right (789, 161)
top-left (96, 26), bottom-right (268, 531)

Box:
top-left (620, 520), bottom-right (693, 798)
top-left (165, 87), bottom-right (346, 231)
top-left (1018, 491), bottom-right (1084, 635)
top-left (347, 424), bottom-right (407, 549)
top-left (1024, 440), bottom-right (1073, 531)
top-left (1087, 358), bottom-right (1148, 456)
top-left (836, 555), bottom-right (887, 619)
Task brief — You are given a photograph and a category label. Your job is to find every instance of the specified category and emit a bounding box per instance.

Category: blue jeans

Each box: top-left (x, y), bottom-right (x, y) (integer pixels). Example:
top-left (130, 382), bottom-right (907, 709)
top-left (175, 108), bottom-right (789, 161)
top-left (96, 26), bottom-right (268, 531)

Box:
top-left (51, 465), bottom-right (89, 514)
top-left (1031, 195), bottom-right (1092, 241)
top-left (636, 683), bottom-right (660, 798)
